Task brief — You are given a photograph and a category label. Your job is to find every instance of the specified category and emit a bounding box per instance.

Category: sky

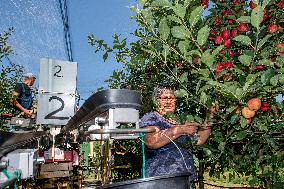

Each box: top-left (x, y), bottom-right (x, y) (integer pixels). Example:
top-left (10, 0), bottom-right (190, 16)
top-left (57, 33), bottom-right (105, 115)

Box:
top-left (0, 0), bottom-right (138, 103)
top-left (69, 0), bottom-right (138, 101)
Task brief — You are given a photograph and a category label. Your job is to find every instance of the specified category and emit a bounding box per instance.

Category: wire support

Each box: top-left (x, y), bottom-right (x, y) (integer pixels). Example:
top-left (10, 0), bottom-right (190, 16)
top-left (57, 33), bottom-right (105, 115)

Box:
top-left (58, 0), bottom-right (73, 62)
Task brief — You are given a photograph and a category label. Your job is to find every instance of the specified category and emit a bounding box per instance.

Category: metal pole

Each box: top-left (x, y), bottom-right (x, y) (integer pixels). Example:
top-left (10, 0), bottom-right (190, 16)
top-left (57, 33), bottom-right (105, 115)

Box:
top-left (140, 133), bottom-right (146, 178)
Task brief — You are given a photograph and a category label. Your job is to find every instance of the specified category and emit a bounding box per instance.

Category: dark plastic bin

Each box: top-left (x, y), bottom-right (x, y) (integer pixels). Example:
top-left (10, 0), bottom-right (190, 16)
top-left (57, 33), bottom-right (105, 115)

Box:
top-left (98, 173), bottom-right (194, 189)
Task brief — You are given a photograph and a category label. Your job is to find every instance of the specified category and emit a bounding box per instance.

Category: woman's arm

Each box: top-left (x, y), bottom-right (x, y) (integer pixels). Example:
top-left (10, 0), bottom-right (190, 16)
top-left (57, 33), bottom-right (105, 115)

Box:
top-left (196, 122), bottom-right (212, 145)
top-left (144, 123), bottom-right (198, 149)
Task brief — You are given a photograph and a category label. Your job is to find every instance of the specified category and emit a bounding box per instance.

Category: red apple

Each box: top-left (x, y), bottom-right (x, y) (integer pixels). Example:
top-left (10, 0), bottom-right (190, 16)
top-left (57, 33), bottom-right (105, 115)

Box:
top-left (201, 0), bottom-right (209, 8)
top-left (220, 49), bottom-right (226, 54)
top-left (238, 23), bottom-right (248, 32)
top-left (228, 19), bottom-right (235, 25)
top-left (176, 62), bottom-right (182, 68)
top-left (268, 23), bottom-right (278, 34)
top-left (214, 36), bottom-right (223, 44)
top-left (210, 30), bottom-right (217, 36)
top-left (262, 8), bottom-right (270, 23)
top-left (249, 1), bottom-right (257, 9)
top-left (277, 1), bottom-right (283, 8)
top-left (242, 107), bottom-right (255, 118)
top-left (224, 61), bottom-right (233, 69)
top-left (229, 50), bottom-right (235, 57)
top-left (276, 42), bottom-right (284, 55)
top-left (215, 16), bottom-right (221, 26)
top-left (215, 62), bottom-right (223, 74)
top-left (233, 0), bottom-right (241, 5)
top-left (276, 42), bottom-right (284, 48)
top-left (231, 29), bottom-right (238, 36)
top-left (193, 56), bottom-right (199, 65)
top-left (247, 98), bottom-right (261, 111)
top-left (210, 105), bottom-right (215, 113)
top-left (221, 30), bottom-right (230, 39)
top-left (224, 39), bottom-right (231, 48)
top-left (260, 102), bottom-right (270, 111)
top-left (255, 65), bottom-right (266, 70)
top-left (223, 10), bottom-right (231, 16)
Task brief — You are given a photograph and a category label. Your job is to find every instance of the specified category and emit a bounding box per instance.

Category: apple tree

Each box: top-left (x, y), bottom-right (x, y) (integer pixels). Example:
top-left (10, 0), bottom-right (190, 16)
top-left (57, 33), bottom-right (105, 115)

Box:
top-left (0, 28), bottom-right (24, 127)
top-left (89, 0), bottom-right (284, 187)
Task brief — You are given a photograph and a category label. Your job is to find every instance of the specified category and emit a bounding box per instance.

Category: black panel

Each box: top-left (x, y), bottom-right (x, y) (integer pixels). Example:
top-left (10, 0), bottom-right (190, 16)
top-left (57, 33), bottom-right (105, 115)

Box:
top-left (62, 89), bottom-right (141, 133)
top-left (0, 131), bottom-right (47, 157)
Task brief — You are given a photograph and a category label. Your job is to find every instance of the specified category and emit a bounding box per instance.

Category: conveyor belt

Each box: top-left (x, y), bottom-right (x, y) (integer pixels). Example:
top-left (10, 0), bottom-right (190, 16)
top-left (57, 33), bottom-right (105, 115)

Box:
top-left (0, 131), bottom-right (47, 157)
top-left (62, 89), bottom-right (141, 133)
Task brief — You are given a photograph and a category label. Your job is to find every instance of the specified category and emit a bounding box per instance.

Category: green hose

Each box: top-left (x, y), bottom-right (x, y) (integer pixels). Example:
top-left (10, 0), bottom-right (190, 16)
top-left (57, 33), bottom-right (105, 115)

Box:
top-left (140, 133), bottom-right (146, 178)
top-left (2, 169), bottom-right (21, 189)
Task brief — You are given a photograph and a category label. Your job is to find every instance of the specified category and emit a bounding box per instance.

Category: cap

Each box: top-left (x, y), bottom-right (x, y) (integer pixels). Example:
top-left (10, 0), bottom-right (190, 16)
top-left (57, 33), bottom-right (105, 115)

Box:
top-left (23, 72), bottom-right (36, 79)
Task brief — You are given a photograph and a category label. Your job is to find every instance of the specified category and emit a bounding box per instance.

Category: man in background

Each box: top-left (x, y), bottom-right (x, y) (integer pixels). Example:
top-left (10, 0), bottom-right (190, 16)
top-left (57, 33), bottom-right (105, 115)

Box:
top-left (11, 73), bottom-right (36, 117)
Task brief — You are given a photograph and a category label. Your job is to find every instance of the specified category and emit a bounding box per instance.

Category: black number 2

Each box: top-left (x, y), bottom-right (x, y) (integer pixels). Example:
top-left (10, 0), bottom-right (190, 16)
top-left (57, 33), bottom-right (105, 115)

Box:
top-left (54, 65), bottom-right (63, 77)
top-left (44, 96), bottom-right (69, 120)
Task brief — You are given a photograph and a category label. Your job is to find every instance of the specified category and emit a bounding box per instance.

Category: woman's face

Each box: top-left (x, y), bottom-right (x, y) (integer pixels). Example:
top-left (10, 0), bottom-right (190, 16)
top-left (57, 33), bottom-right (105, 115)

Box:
top-left (157, 89), bottom-right (176, 115)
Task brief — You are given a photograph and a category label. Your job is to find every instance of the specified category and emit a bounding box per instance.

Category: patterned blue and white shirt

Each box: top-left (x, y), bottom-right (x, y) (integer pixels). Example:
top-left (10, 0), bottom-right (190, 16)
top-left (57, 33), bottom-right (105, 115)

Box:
top-left (140, 112), bottom-right (197, 179)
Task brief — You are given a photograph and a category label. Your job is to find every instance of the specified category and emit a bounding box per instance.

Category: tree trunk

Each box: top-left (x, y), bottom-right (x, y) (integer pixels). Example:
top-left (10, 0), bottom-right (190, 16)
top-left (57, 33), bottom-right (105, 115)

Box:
top-left (198, 161), bottom-right (205, 189)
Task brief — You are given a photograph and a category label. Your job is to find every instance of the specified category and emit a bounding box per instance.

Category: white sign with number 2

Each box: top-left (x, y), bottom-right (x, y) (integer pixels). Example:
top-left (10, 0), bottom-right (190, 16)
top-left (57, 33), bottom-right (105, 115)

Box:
top-left (37, 58), bottom-right (77, 125)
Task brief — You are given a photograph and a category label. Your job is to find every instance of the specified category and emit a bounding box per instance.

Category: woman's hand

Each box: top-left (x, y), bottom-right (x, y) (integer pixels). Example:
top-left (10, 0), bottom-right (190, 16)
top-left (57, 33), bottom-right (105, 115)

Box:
top-left (23, 109), bottom-right (33, 117)
top-left (176, 122), bottom-right (199, 135)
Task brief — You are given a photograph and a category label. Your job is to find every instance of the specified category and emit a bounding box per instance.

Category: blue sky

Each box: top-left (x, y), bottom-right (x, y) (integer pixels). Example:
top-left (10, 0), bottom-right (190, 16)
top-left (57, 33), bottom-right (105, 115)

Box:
top-left (0, 0), bottom-right (137, 103)
top-left (69, 0), bottom-right (137, 101)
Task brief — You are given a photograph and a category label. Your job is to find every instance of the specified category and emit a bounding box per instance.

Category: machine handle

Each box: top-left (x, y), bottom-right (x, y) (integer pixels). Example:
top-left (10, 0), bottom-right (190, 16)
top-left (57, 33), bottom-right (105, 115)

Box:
top-left (85, 128), bottom-right (156, 135)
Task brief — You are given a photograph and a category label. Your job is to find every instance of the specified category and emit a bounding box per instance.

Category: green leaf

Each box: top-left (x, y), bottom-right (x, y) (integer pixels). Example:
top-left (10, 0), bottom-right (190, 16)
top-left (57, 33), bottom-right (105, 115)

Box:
top-left (103, 52), bottom-right (108, 61)
top-left (197, 25), bottom-right (210, 46)
top-left (201, 49), bottom-right (214, 67)
top-left (237, 16), bottom-right (251, 23)
top-left (233, 35), bottom-right (251, 46)
top-left (234, 131), bottom-right (247, 140)
top-left (238, 54), bottom-right (252, 66)
top-left (159, 17), bottom-right (170, 40)
top-left (276, 55), bottom-right (284, 66)
top-left (279, 74), bottom-right (284, 83)
top-left (179, 72), bottom-right (188, 83)
top-left (138, 0), bottom-right (147, 4)
top-left (270, 75), bottom-right (279, 86)
top-left (200, 92), bottom-right (208, 105)
top-left (258, 59), bottom-right (272, 66)
top-left (178, 40), bottom-right (189, 54)
top-left (251, 5), bottom-right (264, 28)
top-left (240, 117), bottom-right (247, 128)
top-left (187, 50), bottom-right (201, 57)
top-left (257, 35), bottom-right (271, 50)
top-left (243, 74), bottom-right (257, 91)
top-left (208, 81), bottom-right (237, 99)
top-left (261, 69), bottom-right (275, 85)
top-left (141, 48), bottom-right (156, 56)
top-left (151, 0), bottom-right (172, 7)
top-left (173, 4), bottom-right (186, 18)
top-left (235, 88), bottom-right (244, 99)
top-left (255, 122), bottom-right (268, 131)
top-left (188, 6), bottom-right (203, 27)
top-left (162, 44), bottom-right (170, 57)
top-left (174, 89), bottom-right (188, 97)
top-left (212, 45), bottom-right (224, 57)
top-left (171, 26), bottom-right (188, 39)
top-left (194, 116), bottom-right (203, 124)
top-left (167, 15), bottom-right (182, 24)
top-left (183, 0), bottom-right (191, 7)
top-left (218, 142), bottom-right (225, 151)
top-left (203, 148), bottom-right (212, 156)
top-left (186, 114), bottom-right (195, 122)
top-left (230, 114), bottom-right (239, 124)
top-left (263, 0), bottom-right (271, 7)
